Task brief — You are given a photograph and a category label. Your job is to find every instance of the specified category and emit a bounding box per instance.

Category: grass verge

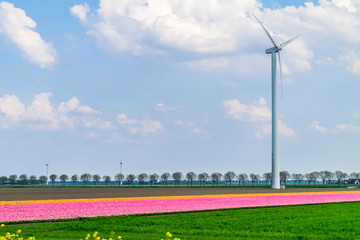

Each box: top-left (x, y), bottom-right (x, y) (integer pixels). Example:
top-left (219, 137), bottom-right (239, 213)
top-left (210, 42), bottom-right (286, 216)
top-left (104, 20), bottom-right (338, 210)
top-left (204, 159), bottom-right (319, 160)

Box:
top-left (2, 202), bottom-right (360, 239)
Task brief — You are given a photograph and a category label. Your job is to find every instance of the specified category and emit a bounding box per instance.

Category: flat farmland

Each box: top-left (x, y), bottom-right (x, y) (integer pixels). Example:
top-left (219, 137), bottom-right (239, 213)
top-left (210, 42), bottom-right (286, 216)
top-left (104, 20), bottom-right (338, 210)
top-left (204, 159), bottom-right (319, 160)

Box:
top-left (0, 187), bottom-right (359, 201)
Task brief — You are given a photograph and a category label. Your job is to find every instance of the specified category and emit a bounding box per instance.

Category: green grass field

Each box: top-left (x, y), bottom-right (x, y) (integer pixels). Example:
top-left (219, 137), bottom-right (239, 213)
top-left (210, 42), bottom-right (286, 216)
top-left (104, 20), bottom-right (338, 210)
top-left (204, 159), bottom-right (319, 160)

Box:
top-left (2, 202), bottom-right (360, 240)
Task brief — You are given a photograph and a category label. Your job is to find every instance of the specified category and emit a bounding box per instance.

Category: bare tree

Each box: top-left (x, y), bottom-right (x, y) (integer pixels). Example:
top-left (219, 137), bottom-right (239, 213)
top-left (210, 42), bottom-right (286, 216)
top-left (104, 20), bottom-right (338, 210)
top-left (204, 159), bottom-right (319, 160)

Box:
top-left (211, 173), bottom-right (222, 186)
top-left (49, 174), bottom-right (58, 186)
top-left (298, 173), bottom-right (305, 185)
top-left (224, 171), bottom-right (236, 186)
top-left (255, 174), bottom-right (261, 185)
top-left (161, 172), bottom-right (170, 186)
top-left (39, 175), bottom-right (47, 185)
top-left (263, 172), bottom-right (272, 186)
top-left (71, 174), bottom-right (78, 186)
top-left (59, 174), bottom-right (69, 186)
top-left (280, 171), bottom-right (290, 185)
top-left (80, 173), bottom-right (91, 186)
top-left (8, 175), bottom-right (17, 185)
top-left (149, 173), bottom-right (159, 186)
top-left (103, 175), bottom-right (111, 185)
top-left (349, 172), bottom-right (360, 180)
top-left (236, 174), bottom-right (243, 186)
top-left (198, 173), bottom-right (205, 186)
top-left (137, 173), bottom-right (149, 186)
top-left (335, 171), bottom-right (347, 185)
top-left (238, 173), bottom-right (248, 186)
top-left (310, 171), bottom-right (319, 185)
top-left (249, 173), bottom-right (257, 186)
top-left (92, 174), bottom-right (101, 185)
top-left (203, 173), bottom-right (209, 185)
top-left (198, 173), bottom-right (209, 186)
top-left (115, 173), bottom-right (125, 185)
top-left (126, 174), bottom-right (136, 185)
top-left (305, 173), bottom-right (312, 185)
top-left (325, 171), bottom-right (334, 184)
top-left (186, 172), bottom-right (197, 186)
top-left (172, 172), bottom-right (183, 186)
top-left (319, 171), bottom-right (326, 185)
top-left (19, 174), bottom-right (28, 185)
top-left (292, 173), bottom-right (304, 185)
top-left (29, 175), bottom-right (37, 185)
top-left (0, 176), bottom-right (7, 184)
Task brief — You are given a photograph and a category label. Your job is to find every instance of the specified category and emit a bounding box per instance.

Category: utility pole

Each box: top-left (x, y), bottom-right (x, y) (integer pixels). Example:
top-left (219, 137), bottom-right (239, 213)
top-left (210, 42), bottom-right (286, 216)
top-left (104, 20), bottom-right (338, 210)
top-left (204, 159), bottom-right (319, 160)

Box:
top-left (120, 162), bottom-right (123, 185)
top-left (45, 163), bottom-right (49, 185)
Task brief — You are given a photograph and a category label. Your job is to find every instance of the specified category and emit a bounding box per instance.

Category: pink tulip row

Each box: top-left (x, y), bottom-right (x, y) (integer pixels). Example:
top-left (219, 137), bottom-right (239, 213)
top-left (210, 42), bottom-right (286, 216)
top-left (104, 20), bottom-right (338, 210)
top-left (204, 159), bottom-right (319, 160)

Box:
top-left (1, 192), bottom-right (360, 222)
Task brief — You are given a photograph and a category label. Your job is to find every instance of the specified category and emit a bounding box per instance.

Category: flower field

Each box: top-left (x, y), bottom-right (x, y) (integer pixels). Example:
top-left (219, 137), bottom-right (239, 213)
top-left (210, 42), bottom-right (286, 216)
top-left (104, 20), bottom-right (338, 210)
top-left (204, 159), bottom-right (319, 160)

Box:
top-left (1, 191), bottom-right (360, 222)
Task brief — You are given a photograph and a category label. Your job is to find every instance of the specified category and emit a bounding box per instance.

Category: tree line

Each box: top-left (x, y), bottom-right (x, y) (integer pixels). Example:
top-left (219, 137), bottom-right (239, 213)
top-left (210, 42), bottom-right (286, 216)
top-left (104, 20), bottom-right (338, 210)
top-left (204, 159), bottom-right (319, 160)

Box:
top-left (0, 170), bottom-right (357, 186)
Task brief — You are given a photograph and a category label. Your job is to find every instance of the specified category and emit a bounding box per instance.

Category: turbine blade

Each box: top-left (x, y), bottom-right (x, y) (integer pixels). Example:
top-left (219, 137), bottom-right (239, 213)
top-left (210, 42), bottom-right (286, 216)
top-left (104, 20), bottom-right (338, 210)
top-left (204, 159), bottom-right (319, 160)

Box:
top-left (279, 35), bottom-right (300, 49)
top-left (278, 52), bottom-right (283, 99)
top-left (252, 14), bottom-right (279, 48)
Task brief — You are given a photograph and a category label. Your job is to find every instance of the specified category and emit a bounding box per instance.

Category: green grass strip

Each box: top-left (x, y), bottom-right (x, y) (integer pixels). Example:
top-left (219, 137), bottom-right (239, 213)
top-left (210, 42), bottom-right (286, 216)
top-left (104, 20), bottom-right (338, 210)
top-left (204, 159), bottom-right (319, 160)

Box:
top-left (2, 202), bottom-right (360, 239)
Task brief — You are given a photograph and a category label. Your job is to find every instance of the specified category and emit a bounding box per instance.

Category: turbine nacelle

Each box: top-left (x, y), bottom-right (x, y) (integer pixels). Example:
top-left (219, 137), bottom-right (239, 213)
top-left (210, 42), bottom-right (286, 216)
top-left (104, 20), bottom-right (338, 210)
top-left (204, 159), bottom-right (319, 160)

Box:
top-left (265, 47), bottom-right (280, 54)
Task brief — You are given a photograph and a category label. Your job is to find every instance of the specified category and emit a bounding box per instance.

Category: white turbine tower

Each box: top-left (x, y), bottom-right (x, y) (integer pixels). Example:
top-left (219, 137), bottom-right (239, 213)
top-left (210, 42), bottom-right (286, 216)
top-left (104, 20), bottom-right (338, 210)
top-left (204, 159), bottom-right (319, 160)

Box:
top-left (253, 15), bottom-right (299, 189)
top-left (45, 163), bottom-right (49, 186)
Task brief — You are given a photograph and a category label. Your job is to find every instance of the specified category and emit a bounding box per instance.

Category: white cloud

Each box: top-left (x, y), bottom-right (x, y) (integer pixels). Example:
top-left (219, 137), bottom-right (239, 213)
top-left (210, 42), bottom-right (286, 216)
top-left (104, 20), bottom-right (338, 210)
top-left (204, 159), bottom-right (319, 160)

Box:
top-left (0, 93), bottom-right (104, 130)
top-left (70, 3), bottom-right (90, 22)
top-left (309, 120), bottom-right (329, 133)
top-left (58, 97), bottom-right (99, 114)
top-left (73, 0), bottom-right (315, 76)
top-left (309, 120), bottom-right (360, 134)
top-left (192, 128), bottom-right (202, 134)
top-left (0, 2), bottom-right (57, 68)
top-left (279, 120), bottom-right (295, 137)
top-left (335, 123), bottom-right (360, 133)
top-left (182, 54), bottom-right (269, 77)
top-left (340, 51), bottom-right (360, 75)
top-left (332, 0), bottom-right (358, 13)
top-left (222, 98), bottom-right (271, 122)
top-left (87, 0), bottom-right (261, 54)
top-left (223, 97), bottom-right (295, 138)
top-left (0, 95), bottom-right (25, 121)
top-left (73, 0), bottom-right (360, 76)
top-left (82, 117), bottom-right (112, 129)
top-left (316, 57), bottom-right (334, 65)
top-left (174, 120), bottom-right (183, 125)
top-left (254, 119), bottom-right (295, 139)
top-left (117, 113), bottom-right (163, 134)
top-left (154, 103), bottom-right (178, 112)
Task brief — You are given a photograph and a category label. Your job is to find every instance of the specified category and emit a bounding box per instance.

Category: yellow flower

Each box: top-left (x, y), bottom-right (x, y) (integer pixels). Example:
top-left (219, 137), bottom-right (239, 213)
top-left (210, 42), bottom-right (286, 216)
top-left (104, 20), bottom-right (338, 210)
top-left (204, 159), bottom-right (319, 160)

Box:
top-left (17, 229), bottom-right (22, 234)
top-left (0, 224), bottom-right (4, 228)
top-left (117, 236), bottom-right (122, 239)
top-left (166, 232), bottom-right (172, 238)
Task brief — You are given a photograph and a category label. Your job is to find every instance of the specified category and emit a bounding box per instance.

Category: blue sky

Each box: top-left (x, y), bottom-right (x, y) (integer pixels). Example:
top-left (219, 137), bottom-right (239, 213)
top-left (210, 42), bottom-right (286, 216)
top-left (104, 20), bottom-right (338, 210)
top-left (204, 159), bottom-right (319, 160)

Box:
top-left (1, 0), bottom-right (360, 178)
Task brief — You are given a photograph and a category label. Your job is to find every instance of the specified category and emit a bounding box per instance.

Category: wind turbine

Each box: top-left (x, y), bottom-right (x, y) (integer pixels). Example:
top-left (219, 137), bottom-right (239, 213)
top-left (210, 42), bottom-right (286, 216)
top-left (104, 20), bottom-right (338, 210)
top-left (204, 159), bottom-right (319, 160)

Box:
top-left (253, 15), bottom-right (299, 189)
top-left (45, 163), bottom-right (49, 186)
top-left (120, 161), bottom-right (123, 185)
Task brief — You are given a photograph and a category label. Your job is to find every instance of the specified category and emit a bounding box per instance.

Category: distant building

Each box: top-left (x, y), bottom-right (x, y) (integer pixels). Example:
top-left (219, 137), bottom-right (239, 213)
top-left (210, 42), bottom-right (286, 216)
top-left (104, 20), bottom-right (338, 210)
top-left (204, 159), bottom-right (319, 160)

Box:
top-left (344, 179), bottom-right (359, 185)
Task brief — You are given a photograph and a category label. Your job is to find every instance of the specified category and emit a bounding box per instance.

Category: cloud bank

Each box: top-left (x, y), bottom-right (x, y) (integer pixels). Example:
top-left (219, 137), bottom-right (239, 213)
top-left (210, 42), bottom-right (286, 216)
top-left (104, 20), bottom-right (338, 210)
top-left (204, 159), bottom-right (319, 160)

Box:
top-left (223, 97), bottom-right (295, 138)
top-left (0, 93), bottom-right (163, 137)
top-left (0, 2), bottom-right (57, 68)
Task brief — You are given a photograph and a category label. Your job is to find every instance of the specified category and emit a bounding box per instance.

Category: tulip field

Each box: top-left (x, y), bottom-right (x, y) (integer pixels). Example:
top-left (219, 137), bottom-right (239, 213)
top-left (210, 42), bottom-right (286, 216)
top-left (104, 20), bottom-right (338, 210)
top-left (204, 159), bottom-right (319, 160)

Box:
top-left (1, 191), bottom-right (360, 222)
top-left (1, 189), bottom-right (360, 239)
